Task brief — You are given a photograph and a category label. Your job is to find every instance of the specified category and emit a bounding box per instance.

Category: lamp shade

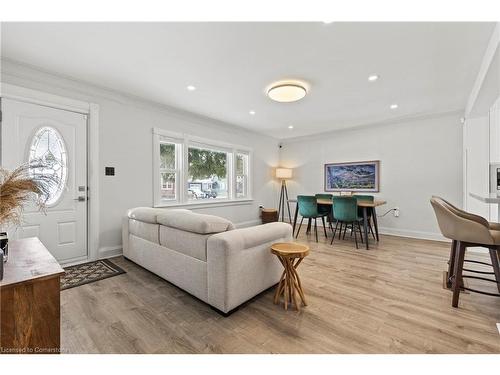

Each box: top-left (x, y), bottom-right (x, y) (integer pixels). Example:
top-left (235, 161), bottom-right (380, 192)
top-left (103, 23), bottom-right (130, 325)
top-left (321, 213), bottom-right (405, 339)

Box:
top-left (276, 168), bottom-right (293, 179)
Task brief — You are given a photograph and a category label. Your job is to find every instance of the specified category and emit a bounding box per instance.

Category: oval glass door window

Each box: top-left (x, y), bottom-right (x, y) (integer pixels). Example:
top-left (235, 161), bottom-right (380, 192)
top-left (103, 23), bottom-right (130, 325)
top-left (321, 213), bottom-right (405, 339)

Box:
top-left (28, 126), bottom-right (68, 206)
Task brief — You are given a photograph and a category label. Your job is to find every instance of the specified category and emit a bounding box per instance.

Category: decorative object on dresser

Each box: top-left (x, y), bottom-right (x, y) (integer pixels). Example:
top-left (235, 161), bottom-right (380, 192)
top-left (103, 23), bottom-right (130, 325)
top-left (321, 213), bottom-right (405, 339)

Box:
top-left (261, 208), bottom-right (278, 224)
top-left (324, 160), bottom-right (380, 192)
top-left (275, 167), bottom-right (293, 222)
top-left (0, 160), bottom-right (60, 228)
top-left (0, 232), bottom-right (7, 280)
top-left (0, 237), bottom-right (64, 354)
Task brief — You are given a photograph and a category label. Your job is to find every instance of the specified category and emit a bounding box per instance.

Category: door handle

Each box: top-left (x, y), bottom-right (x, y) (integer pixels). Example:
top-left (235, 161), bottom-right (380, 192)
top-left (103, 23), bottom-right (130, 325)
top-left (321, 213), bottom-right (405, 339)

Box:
top-left (73, 196), bottom-right (87, 202)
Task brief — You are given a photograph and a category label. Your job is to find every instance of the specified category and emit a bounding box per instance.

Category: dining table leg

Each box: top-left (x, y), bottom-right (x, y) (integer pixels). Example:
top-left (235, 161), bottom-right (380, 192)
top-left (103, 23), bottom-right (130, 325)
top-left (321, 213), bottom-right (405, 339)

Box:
top-left (362, 207), bottom-right (370, 250)
top-left (292, 201), bottom-right (299, 234)
top-left (371, 207), bottom-right (380, 241)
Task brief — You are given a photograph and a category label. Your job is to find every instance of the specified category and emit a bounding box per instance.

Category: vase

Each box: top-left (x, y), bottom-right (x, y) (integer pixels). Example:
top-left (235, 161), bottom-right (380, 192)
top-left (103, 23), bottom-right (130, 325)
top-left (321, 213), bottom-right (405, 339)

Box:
top-left (0, 232), bottom-right (8, 263)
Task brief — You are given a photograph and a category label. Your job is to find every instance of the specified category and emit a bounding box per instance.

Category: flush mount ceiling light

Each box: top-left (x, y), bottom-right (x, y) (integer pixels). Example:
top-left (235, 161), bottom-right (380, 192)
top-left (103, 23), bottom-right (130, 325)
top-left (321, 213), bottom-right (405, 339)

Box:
top-left (390, 103), bottom-right (399, 109)
top-left (368, 75), bottom-right (379, 82)
top-left (249, 110), bottom-right (256, 115)
top-left (267, 80), bottom-right (308, 103)
top-left (186, 85), bottom-right (196, 91)
top-left (288, 125), bottom-right (294, 129)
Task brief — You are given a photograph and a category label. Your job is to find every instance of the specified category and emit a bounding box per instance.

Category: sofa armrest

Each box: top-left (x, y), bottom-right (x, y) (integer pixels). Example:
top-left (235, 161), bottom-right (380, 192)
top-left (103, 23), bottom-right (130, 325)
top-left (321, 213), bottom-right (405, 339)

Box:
top-left (206, 222), bottom-right (293, 313)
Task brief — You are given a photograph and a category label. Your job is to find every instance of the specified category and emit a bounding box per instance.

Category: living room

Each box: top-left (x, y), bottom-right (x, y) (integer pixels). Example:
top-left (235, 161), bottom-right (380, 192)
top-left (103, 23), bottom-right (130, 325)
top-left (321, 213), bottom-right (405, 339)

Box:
top-left (0, 0), bottom-right (499, 373)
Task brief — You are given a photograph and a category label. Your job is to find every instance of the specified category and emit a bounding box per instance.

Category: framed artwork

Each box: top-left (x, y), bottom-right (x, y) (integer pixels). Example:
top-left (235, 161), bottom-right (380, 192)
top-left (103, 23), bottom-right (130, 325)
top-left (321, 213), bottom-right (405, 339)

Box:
top-left (324, 160), bottom-right (380, 192)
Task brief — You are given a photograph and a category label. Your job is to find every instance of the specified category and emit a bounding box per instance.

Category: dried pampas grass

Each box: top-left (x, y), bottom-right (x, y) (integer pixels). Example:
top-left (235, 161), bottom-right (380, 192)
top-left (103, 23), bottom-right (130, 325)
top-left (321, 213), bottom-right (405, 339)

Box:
top-left (0, 159), bottom-right (60, 227)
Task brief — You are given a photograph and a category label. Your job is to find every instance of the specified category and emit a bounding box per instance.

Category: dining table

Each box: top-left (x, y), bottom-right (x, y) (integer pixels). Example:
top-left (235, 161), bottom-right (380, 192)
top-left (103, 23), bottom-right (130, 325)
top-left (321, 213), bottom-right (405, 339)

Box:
top-left (288, 198), bottom-right (387, 250)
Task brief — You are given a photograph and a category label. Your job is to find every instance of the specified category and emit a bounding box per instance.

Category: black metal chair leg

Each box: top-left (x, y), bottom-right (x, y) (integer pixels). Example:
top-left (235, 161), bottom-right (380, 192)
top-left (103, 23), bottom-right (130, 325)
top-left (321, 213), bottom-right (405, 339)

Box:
top-left (331, 220), bottom-right (339, 244)
top-left (343, 223), bottom-right (348, 239)
top-left (295, 217), bottom-right (304, 238)
top-left (306, 218), bottom-right (311, 234)
top-left (368, 219), bottom-right (376, 240)
top-left (314, 218), bottom-right (318, 242)
top-left (338, 222), bottom-right (343, 239)
top-left (357, 221), bottom-right (364, 243)
top-left (353, 223), bottom-right (359, 249)
top-left (321, 216), bottom-right (328, 238)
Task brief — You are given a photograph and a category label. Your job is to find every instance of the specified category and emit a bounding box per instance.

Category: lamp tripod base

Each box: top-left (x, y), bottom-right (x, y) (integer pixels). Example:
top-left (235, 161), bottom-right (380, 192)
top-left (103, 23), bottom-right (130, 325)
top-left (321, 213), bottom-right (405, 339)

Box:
top-left (277, 180), bottom-right (292, 223)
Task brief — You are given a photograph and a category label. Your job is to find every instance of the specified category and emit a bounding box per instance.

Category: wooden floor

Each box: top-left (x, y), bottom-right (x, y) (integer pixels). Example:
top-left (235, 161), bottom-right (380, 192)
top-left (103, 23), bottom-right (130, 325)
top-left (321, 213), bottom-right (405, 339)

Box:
top-left (61, 232), bottom-right (500, 353)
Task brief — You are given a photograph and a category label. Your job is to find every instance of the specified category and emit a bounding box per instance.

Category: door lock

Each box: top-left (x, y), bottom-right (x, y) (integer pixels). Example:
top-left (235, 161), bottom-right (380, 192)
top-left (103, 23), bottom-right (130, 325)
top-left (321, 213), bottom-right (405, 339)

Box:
top-left (74, 196), bottom-right (86, 202)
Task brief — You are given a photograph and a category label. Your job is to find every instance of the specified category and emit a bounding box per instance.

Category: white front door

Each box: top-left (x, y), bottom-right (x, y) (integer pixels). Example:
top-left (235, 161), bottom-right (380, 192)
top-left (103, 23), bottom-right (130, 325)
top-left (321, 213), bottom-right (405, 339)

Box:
top-left (1, 98), bottom-right (88, 263)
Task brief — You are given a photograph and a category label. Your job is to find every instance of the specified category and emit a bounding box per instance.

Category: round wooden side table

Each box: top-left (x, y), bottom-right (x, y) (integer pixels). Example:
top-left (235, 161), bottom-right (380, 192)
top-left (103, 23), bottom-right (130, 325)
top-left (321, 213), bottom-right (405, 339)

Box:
top-left (270, 242), bottom-right (310, 311)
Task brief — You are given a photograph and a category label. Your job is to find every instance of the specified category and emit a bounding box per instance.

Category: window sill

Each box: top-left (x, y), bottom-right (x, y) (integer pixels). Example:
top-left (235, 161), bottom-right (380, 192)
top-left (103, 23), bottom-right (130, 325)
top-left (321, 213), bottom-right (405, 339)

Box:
top-left (154, 198), bottom-right (254, 210)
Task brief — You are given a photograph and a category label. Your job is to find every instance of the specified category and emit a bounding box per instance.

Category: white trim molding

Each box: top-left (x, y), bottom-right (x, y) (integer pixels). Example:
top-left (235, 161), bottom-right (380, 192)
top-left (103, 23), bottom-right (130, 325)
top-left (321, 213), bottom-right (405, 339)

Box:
top-left (465, 22), bottom-right (500, 118)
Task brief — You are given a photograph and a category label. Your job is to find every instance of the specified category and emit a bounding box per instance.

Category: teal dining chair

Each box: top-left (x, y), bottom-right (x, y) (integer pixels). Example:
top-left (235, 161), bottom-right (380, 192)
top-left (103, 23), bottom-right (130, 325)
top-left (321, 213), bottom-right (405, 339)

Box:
top-left (331, 196), bottom-right (364, 249)
top-left (354, 195), bottom-right (376, 240)
top-left (315, 193), bottom-right (334, 227)
top-left (295, 195), bottom-right (328, 242)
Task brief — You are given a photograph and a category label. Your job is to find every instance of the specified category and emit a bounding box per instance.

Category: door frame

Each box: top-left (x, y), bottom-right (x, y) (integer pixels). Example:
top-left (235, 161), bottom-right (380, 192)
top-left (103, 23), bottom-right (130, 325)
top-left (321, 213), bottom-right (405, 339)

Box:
top-left (0, 83), bottom-right (100, 264)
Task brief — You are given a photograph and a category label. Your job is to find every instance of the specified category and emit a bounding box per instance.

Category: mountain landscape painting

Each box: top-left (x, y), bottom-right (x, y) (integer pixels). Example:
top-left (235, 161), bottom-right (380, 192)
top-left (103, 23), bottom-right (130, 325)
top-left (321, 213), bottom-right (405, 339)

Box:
top-left (324, 161), bottom-right (379, 192)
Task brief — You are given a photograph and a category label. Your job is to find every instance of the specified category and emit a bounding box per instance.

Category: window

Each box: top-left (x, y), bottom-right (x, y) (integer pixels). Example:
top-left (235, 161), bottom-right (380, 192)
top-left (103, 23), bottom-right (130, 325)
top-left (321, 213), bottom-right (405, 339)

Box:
top-left (158, 140), bottom-right (180, 203)
top-left (236, 152), bottom-right (249, 199)
top-left (153, 129), bottom-right (251, 206)
top-left (187, 145), bottom-right (229, 200)
top-left (29, 126), bottom-right (68, 206)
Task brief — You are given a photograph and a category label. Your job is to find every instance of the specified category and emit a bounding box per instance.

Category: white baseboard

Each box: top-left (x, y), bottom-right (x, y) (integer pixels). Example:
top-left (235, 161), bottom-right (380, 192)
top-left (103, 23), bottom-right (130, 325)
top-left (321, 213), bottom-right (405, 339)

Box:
top-left (377, 227), bottom-right (448, 242)
top-left (98, 245), bottom-right (123, 259)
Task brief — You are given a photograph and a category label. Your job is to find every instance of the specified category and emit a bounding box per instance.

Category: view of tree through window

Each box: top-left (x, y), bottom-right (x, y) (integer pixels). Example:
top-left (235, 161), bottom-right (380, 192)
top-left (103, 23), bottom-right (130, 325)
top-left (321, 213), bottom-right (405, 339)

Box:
top-left (187, 147), bottom-right (228, 200)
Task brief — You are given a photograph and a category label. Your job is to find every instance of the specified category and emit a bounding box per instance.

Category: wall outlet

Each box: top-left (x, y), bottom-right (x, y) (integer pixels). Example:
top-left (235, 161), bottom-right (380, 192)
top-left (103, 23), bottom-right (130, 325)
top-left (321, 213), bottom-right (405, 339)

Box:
top-left (394, 207), bottom-right (400, 217)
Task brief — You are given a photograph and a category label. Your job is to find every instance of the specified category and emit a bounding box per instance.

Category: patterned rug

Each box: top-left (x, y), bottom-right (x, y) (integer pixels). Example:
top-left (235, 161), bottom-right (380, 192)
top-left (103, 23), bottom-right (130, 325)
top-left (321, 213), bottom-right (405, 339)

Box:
top-left (61, 259), bottom-right (125, 290)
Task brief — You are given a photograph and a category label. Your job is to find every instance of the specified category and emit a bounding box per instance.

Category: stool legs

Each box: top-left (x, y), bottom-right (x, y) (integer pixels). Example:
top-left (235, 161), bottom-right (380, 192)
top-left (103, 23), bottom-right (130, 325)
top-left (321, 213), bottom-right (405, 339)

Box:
top-left (447, 240), bottom-right (457, 289)
top-left (489, 248), bottom-right (500, 293)
top-left (274, 256), bottom-right (307, 311)
top-left (452, 241), bottom-right (466, 307)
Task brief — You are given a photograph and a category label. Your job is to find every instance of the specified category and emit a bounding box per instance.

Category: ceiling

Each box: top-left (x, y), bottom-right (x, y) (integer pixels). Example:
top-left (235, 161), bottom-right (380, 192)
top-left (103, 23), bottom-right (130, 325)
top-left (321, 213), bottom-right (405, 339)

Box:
top-left (0, 22), bottom-right (495, 139)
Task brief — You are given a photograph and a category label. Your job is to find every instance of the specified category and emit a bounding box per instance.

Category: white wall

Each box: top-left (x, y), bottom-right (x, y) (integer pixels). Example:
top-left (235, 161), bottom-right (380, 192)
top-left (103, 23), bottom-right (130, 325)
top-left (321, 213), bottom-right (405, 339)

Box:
top-left (279, 113), bottom-right (463, 240)
top-left (463, 116), bottom-right (490, 218)
top-left (1, 60), bottom-right (281, 256)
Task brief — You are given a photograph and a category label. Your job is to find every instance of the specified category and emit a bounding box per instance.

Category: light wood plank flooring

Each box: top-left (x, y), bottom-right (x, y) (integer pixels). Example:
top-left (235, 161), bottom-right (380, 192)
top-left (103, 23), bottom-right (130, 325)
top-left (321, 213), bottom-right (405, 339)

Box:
top-left (61, 233), bottom-right (500, 353)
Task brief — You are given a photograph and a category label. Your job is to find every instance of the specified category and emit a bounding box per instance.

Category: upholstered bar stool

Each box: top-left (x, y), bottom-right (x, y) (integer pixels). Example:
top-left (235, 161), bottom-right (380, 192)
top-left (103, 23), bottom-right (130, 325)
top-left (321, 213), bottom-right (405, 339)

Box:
top-left (432, 196), bottom-right (500, 288)
top-left (430, 197), bottom-right (500, 307)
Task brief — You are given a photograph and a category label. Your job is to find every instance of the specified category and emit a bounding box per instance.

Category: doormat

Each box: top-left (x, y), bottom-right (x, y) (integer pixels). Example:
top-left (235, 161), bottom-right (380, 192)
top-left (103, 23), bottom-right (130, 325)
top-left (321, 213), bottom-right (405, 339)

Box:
top-left (61, 259), bottom-right (125, 290)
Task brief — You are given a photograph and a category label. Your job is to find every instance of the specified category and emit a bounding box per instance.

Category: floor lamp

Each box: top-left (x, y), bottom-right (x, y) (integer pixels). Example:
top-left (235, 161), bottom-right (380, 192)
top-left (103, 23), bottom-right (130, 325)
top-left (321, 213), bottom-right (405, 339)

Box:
top-left (276, 168), bottom-right (293, 223)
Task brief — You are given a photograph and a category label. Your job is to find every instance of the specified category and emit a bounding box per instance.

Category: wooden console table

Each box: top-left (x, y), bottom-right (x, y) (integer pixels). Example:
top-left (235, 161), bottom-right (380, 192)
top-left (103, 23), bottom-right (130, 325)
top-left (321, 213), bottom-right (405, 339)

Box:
top-left (0, 237), bottom-right (64, 354)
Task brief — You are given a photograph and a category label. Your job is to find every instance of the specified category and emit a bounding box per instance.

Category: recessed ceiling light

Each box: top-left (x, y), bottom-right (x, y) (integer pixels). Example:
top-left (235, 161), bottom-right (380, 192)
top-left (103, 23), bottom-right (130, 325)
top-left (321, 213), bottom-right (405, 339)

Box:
top-left (390, 104), bottom-right (399, 109)
top-left (186, 85), bottom-right (196, 91)
top-left (368, 75), bottom-right (379, 82)
top-left (267, 80), bottom-right (308, 103)
top-left (249, 110), bottom-right (256, 115)
top-left (323, 21), bottom-right (334, 24)
top-left (288, 125), bottom-right (294, 129)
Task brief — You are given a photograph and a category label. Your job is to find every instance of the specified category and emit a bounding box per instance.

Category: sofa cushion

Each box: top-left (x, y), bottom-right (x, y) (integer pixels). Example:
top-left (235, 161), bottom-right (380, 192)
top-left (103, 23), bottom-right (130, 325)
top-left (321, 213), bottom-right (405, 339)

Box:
top-left (129, 219), bottom-right (160, 244)
top-left (127, 207), bottom-right (191, 224)
top-left (157, 211), bottom-right (234, 234)
top-left (159, 226), bottom-right (210, 261)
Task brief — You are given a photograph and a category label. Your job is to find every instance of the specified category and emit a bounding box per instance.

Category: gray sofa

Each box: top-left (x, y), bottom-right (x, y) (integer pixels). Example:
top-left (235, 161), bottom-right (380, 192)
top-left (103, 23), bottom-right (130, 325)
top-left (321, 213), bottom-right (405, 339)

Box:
top-left (122, 207), bottom-right (293, 313)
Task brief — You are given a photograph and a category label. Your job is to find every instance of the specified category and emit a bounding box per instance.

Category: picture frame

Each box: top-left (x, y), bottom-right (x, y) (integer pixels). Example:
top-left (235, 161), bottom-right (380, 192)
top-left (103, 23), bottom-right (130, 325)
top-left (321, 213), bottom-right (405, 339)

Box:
top-left (324, 160), bottom-right (380, 192)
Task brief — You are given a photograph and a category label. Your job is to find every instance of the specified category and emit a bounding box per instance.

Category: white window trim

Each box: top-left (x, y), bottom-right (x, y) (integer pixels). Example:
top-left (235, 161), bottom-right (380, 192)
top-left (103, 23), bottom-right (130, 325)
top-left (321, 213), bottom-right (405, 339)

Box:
top-left (152, 127), bottom-right (253, 208)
